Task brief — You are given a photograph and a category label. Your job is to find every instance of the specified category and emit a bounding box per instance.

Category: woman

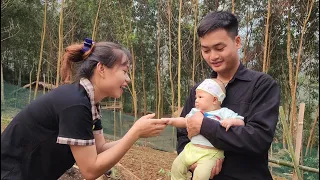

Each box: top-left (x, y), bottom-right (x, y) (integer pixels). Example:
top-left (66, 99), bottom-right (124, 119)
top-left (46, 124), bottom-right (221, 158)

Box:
top-left (1, 39), bottom-right (168, 180)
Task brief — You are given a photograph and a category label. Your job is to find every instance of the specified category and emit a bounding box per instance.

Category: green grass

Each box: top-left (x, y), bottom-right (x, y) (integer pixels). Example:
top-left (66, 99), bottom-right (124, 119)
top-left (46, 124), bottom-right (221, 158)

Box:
top-left (270, 143), bottom-right (319, 180)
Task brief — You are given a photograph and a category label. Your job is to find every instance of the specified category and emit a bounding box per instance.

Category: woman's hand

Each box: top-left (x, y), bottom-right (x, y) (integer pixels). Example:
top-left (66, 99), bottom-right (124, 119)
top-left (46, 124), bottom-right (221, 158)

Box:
top-left (131, 113), bottom-right (169, 138)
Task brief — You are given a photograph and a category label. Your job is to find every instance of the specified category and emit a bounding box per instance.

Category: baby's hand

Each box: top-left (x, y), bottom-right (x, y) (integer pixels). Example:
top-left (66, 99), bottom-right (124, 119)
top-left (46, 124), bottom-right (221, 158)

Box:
top-left (160, 118), bottom-right (173, 125)
top-left (161, 117), bottom-right (186, 128)
top-left (220, 119), bottom-right (233, 131)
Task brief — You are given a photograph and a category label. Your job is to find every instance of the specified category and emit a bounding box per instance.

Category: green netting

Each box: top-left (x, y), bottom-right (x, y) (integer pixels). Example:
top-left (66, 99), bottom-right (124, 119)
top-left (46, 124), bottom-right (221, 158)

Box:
top-left (100, 109), bottom-right (177, 152)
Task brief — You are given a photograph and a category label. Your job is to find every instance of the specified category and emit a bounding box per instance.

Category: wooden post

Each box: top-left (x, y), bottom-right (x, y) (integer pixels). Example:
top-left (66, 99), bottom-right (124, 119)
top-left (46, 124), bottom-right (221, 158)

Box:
top-left (293, 103), bottom-right (305, 180)
top-left (1, 62), bottom-right (5, 105)
top-left (270, 144), bottom-right (273, 174)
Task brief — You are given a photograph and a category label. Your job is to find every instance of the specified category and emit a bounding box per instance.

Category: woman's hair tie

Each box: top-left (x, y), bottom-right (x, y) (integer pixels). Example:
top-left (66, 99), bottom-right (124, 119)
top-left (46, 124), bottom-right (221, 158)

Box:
top-left (81, 38), bottom-right (95, 53)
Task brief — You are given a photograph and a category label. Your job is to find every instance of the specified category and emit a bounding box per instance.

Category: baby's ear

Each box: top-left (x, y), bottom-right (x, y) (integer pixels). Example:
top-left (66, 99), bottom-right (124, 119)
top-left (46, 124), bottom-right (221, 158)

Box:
top-left (212, 96), bottom-right (218, 104)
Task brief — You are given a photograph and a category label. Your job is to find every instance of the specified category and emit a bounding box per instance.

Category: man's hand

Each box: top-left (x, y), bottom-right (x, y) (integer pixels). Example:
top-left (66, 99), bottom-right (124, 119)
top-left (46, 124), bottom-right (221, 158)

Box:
top-left (186, 111), bottom-right (204, 138)
top-left (189, 159), bottom-right (224, 179)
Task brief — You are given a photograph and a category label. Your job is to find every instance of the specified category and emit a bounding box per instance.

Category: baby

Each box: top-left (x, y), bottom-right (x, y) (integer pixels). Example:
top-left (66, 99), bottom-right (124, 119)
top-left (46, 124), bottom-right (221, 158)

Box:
top-left (167, 78), bottom-right (245, 180)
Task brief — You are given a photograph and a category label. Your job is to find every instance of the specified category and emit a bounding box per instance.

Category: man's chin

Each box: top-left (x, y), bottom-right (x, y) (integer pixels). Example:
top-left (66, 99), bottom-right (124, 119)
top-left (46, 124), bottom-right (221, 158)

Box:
top-left (211, 65), bottom-right (227, 73)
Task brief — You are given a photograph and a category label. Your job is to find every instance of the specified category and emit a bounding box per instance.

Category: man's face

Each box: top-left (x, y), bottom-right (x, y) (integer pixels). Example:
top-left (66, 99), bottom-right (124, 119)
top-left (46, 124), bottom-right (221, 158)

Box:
top-left (200, 29), bottom-right (241, 74)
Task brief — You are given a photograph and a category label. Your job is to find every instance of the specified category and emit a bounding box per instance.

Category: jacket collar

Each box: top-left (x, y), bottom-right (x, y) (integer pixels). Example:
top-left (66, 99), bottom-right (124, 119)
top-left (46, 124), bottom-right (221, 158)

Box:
top-left (210, 62), bottom-right (252, 82)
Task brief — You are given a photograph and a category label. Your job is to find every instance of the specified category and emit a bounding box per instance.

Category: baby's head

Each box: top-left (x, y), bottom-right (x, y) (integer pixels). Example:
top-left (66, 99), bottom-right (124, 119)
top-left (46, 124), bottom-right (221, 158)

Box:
top-left (195, 78), bottom-right (226, 111)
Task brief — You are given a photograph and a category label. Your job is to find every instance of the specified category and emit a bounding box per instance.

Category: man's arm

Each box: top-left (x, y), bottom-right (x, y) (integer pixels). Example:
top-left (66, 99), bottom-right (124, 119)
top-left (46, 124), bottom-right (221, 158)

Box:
top-left (200, 76), bottom-right (280, 154)
top-left (176, 85), bottom-right (197, 154)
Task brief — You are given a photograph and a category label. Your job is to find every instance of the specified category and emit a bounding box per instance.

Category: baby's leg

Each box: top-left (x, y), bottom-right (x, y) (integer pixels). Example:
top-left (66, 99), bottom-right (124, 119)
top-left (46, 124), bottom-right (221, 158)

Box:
top-left (171, 143), bottom-right (200, 180)
top-left (171, 151), bottom-right (189, 180)
top-left (192, 159), bottom-right (216, 180)
top-left (192, 150), bottom-right (224, 180)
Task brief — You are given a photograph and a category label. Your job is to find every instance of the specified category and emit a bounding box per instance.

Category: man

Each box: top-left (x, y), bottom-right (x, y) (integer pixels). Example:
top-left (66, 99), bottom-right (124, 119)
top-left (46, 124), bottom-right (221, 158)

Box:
top-left (177, 11), bottom-right (280, 179)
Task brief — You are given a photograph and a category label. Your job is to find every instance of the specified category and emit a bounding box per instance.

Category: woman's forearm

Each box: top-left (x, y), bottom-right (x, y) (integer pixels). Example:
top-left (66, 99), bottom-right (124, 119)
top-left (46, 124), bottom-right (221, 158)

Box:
top-left (100, 140), bottom-right (120, 152)
top-left (92, 129), bottom-right (139, 179)
top-left (72, 129), bottom-right (139, 180)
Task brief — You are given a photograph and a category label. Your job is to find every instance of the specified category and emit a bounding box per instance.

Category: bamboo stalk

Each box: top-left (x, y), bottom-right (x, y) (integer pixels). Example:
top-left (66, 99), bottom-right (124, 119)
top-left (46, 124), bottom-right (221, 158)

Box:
top-left (29, 64), bottom-right (34, 103)
top-left (293, 103), bottom-right (305, 180)
top-left (286, 4), bottom-right (296, 136)
top-left (142, 61), bottom-right (146, 115)
top-left (118, 1), bottom-right (137, 120)
top-left (262, 0), bottom-right (271, 73)
top-left (1, 61), bottom-right (4, 105)
top-left (167, 0), bottom-right (175, 149)
top-left (43, 73), bottom-right (46, 94)
top-left (231, 0), bottom-right (235, 14)
top-left (156, 0), bottom-right (161, 119)
top-left (34, 0), bottom-right (47, 99)
top-left (279, 106), bottom-right (303, 179)
top-left (92, 0), bottom-right (102, 41)
top-left (56, 0), bottom-right (64, 86)
top-left (269, 158), bottom-right (319, 173)
top-left (192, 0), bottom-right (198, 86)
top-left (177, 0), bottom-right (182, 109)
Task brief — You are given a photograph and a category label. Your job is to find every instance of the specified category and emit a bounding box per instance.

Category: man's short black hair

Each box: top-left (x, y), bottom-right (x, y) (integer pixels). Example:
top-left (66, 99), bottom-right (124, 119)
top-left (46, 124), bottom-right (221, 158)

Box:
top-left (197, 11), bottom-right (238, 38)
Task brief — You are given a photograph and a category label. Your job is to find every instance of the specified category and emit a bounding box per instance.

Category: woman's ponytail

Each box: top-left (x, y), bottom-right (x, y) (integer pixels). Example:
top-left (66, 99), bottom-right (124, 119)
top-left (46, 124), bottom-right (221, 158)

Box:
top-left (60, 42), bottom-right (94, 84)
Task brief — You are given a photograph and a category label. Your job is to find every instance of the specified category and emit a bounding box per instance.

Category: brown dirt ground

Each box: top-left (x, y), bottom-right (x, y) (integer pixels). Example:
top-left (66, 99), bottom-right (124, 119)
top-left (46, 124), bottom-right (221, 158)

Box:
top-left (58, 142), bottom-right (184, 180)
top-left (58, 140), bottom-right (287, 180)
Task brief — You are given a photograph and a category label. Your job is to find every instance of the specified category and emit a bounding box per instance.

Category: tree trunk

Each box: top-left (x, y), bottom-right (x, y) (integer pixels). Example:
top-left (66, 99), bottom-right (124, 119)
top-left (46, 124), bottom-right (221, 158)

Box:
top-left (177, 0), bottom-right (182, 109)
top-left (266, 25), bottom-right (272, 73)
top-left (292, 103), bottom-right (305, 180)
top-left (29, 63), bottom-right (34, 104)
top-left (286, 6), bottom-right (296, 136)
top-left (43, 73), bottom-right (46, 94)
top-left (92, 0), bottom-right (102, 41)
top-left (262, 0), bottom-right (271, 73)
top-left (118, 1), bottom-right (137, 119)
top-left (192, 0), bottom-right (198, 87)
top-left (231, 0), bottom-right (235, 14)
top-left (279, 106), bottom-right (303, 180)
top-left (56, 0), bottom-right (64, 86)
top-left (71, 0), bottom-right (75, 43)
top-left (167, 0), bottom-right (175, 116)
top-left (142, 61), bottom-right (146, 115)
top-left (242, 9), bottom-right (250, 64)
top-left (292, 0), bottom-right (315, 135)
top-left (156, 0), bottom-right (161, 118)
top-left (18, 65), bottom-right (21, 87)
top-left (35, 0), bottom-right (47, 99)
top-left (1, 61), bottom-right (4, 105)
top-left (288, 0), bottom-right (314, 138)
top-left (201, 53), bottom-right (205, 80)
